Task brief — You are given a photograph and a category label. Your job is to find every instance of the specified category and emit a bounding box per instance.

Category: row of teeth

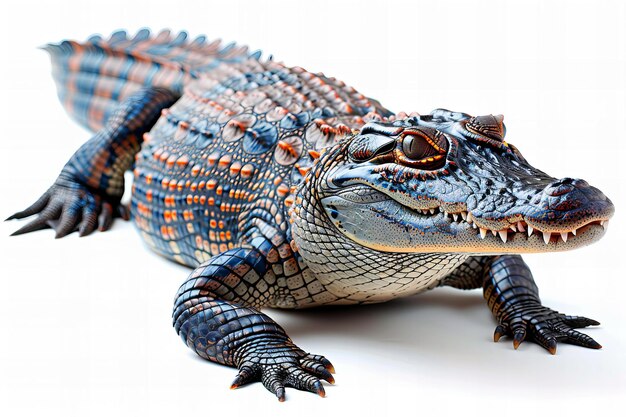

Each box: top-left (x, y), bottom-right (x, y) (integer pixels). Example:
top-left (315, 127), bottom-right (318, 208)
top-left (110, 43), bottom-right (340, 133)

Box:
top-left (415, 207), bottom-right (609, 244)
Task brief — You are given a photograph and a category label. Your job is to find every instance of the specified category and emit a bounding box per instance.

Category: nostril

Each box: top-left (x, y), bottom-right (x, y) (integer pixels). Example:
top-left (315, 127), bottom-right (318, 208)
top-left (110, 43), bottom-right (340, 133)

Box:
top-left (552, 177), bottom-right (575, 186)
top-left (571, 178), bottom-right (589, 188)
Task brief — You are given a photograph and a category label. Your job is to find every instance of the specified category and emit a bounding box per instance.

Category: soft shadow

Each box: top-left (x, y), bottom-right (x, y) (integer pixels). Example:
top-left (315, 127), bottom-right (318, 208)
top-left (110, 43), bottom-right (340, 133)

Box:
top-left (268, 288), bottom-right (490, 345)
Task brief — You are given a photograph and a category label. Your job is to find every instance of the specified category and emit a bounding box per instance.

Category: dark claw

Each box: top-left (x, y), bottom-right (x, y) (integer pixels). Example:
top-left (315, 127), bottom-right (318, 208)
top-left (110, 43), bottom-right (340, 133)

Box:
top-left (98, 202), bottom-right (114, 231)
top-left (230, 366), bottom-right (256, 389)
top-left (547, 339), bottom-right (558, 355)
top-left (312, 380), bottom-right (325, 398)
top-left (55, 206), bottom-right (81, 239)
top-left (276, 386), bottom-right (286, 402)
top-left (6, 192), bottom-right (50, 220)
top-left (78, 207), bottom-right (98, 237)
top-left (512, 328), bottom-right (526, 350)
top-left (493, 324), bottom-right (507, 342)
top-left (563, 329), bottom-right (602, 349)
top-left (300, 356), bottom-right (335, 384)
top-left (10, 219), bottom-right (51, 236)
top-left (562, 315), bottom-right (601, 328)
top-left (304, 353), bottom-right (335, 374)
top-left (117, 204), bottom-right (131, 220)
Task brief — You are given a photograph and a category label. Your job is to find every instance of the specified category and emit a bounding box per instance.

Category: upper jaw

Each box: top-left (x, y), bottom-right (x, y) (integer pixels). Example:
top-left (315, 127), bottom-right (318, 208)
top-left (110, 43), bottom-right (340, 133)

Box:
top-left (420, 205), bottom-right (612, 246)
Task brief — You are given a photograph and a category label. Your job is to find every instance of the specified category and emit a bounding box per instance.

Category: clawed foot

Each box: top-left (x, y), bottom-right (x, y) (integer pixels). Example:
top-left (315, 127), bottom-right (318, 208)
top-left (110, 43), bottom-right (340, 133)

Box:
top-left (232, 343), bottom-right (335, 401)
top-left (493, 305), bottom-right (601, 354)
top-left (7, 176), bottom-right (128, 238)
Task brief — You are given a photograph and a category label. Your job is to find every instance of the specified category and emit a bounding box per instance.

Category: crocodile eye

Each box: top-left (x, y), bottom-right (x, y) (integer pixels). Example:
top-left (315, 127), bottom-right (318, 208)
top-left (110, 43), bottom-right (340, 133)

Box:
top-left (402, 134), bottom-right (437, 160)
top-left (398, 128), bottom-right (448, 169)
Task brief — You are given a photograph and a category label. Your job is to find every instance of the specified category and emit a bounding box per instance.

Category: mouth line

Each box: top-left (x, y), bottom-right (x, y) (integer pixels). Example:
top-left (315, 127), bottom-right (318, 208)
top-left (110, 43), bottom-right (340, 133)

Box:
top-left (405, 206), bottom-right (610, 245)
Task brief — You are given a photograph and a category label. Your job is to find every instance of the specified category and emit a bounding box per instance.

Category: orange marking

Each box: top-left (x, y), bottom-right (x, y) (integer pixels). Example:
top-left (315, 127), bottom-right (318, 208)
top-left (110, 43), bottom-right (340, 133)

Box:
top-left (216, 186), bottom-right (223, 196)
top-left (146, 189), bottom-right (153, 203)
top-left (218, 154), bottom-right (232, 168)
top-left (273, 176), bottom-right (283, 186)
top-left (285, 196), bottom-right (295, 207)
top-left (207, 197), bottom-right (215, 206)
top-left (230, 162), bottom-right (242, 176)
top-left (277, 183), bottom-right (290, 197)
top-left (278, 140), bottom-right (298, 157)
top-left (210, 219), bottom-right (217, 228)
top-left (241, 164), bottom-right (254, 178)
top-left (308, 150), bottom-right (321, 159)
top-left (207, 179), bottom-right (217, 190)
top-left (186, 195), bottom-right (193, 204)
top-left (191, 165), bottom-right (201, 176)
top-left (176, 155), bottom-right (189, 167)
top-left (208, 152), bottom-right (220, 165)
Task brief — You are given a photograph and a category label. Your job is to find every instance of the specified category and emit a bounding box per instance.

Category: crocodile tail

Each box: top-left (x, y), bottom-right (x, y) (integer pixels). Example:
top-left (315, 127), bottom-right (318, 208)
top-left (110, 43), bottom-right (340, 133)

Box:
top-left (43, 29), bottom-right (259, 132)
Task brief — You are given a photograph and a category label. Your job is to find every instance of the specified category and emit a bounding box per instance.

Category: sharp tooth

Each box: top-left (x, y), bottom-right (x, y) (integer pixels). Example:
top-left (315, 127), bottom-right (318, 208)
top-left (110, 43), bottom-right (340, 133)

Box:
top-left (510, 224), bottom-right (517, 232)
top-left (491, 229), bottom-right (497, 236)
top-left (527, 225), bottom-right (534, 237)
top-left (479, 228), bottom-right (487, 239)
top-left (498, 230), bottom-right (508, 243)
top-left (572, 228), bottom-right (577, 236)
top-left (461, 212), bottom-right (467, 221)
top-left (543, 231), bottom-right (551, 245)
top-left (517, 221), bottom-right (526, 232)
top-left (601, 220), bottom-right (609, 231)
top-left (429, 208), bottom-right (435, 215)
top-left (452, 213), bottom-right (459, 221)
top-left (560, 232), bottom-right (568, 243)
top-left (422, 209), bottom-right (429, 215)
top-left (473, 223), bottom-right (477, 229)
top-left (467, 212), bottom-right (473, 223)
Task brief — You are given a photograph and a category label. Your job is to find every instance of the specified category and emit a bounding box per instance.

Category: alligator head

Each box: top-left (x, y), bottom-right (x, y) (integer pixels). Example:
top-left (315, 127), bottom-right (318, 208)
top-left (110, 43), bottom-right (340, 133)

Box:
top-left (292, 109), bottom-right (614, 254)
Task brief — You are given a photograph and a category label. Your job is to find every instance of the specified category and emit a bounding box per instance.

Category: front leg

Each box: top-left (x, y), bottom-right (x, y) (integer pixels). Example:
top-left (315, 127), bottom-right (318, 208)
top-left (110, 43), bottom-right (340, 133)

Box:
top-left (484, 255), bottom-right (601, 354)
top-left (173, 241), bottom-right (334, 401)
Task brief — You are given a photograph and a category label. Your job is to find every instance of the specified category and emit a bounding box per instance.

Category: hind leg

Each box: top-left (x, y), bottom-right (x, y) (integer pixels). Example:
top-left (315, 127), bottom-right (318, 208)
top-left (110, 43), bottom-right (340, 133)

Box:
top-left (7, 87), bottom-right (178, 238)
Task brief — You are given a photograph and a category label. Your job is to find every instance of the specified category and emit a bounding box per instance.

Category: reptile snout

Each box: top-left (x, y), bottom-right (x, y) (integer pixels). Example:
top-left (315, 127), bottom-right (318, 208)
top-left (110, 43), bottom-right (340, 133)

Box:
top-left (537, 177), bottom-right (614, 223)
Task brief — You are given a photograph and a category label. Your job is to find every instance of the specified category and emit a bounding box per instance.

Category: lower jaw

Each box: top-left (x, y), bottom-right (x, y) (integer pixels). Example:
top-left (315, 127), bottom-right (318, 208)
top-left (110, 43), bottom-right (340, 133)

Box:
top-left (407, 223), bottom-right (606, 255)
top-left (388, 223), bottom-right (607, 254)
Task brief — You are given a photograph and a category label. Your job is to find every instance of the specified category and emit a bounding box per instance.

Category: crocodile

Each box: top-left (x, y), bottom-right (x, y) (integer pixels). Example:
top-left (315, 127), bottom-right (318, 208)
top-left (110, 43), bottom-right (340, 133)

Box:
top-left (7, 29), bottom-right (614, 401)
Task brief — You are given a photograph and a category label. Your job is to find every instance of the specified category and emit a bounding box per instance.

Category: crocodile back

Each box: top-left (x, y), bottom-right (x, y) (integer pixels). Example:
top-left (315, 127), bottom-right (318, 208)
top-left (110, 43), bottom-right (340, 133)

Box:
top-left (131, 59), bottom-right (392, 267)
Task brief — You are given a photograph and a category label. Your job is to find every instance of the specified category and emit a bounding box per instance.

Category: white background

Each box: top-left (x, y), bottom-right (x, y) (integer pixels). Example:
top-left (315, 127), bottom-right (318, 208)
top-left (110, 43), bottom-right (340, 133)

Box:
top-left (1, 0), bottom-right (625, 416)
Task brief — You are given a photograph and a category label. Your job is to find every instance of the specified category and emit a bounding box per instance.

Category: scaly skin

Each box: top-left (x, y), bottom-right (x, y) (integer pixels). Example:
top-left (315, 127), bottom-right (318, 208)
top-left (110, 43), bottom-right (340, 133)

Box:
top-left (7, 29), bottom-right (614, 401)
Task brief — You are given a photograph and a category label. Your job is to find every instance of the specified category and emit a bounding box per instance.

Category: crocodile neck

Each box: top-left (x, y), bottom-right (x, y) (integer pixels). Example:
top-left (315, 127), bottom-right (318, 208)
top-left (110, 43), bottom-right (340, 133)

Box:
top-left (290, 163), bottom-right (468, 304)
